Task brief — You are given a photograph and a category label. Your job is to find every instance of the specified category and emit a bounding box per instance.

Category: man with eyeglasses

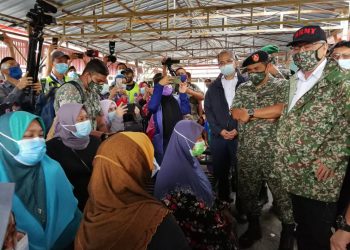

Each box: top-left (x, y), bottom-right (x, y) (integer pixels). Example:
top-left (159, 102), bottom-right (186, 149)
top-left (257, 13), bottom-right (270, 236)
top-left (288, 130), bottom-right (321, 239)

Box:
top-left (330, 40), bottom-right (350, 70)
top-left (231, 50), bottom-right (295, 250)
top-left (275, 25), bottom-right (350, 250)
top-left (204, 50), bottom-right (246, 202)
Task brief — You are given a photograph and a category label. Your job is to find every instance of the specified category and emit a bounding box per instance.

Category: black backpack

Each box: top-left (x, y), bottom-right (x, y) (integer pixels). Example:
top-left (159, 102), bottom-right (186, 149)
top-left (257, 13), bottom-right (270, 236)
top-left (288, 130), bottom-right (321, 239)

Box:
top-left (37, 81), bottom-right (86, 134)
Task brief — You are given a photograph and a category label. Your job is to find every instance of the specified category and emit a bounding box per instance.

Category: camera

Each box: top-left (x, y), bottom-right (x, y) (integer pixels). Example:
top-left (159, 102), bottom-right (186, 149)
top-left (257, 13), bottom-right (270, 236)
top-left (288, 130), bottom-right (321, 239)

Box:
top-left (161, 57), bottom-right (180, 66)
top-left (107, 41), bottom-right (116, 63)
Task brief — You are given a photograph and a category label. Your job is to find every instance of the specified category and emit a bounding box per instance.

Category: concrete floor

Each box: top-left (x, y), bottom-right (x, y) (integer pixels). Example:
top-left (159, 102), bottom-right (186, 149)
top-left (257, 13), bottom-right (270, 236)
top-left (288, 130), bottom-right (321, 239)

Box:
top-left (236, 192), bottom-right (297, 250)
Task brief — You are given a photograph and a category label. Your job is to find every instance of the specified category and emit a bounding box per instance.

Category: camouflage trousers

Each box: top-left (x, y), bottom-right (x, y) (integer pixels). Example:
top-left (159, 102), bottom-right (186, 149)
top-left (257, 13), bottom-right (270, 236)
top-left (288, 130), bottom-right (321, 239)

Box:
top-left (237, 145), bottom-right (294, 224)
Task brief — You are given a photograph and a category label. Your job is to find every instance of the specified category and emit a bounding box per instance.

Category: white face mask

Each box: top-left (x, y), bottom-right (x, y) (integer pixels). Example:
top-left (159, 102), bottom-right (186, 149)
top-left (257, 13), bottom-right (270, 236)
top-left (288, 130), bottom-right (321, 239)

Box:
top-left (100, 84), bottom-right (110, 95)
top-left (338, 59), bottom-right (350, 70)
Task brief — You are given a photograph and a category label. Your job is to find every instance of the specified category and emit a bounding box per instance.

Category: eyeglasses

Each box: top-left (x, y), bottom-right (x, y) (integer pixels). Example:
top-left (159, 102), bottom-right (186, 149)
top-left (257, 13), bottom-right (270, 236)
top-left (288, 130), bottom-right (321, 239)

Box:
top-left (291, 42), bottom-right (326, 53)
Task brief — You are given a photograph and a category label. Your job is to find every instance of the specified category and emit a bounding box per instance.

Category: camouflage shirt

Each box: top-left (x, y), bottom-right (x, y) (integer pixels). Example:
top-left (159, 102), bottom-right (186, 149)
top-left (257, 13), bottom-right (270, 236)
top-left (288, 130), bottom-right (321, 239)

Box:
top-left (231, 75), bottom-right (287, 151)
top-left (54, 79), bottom-right (102, 129)
top-left (275, 59), bottom-right (350, 202)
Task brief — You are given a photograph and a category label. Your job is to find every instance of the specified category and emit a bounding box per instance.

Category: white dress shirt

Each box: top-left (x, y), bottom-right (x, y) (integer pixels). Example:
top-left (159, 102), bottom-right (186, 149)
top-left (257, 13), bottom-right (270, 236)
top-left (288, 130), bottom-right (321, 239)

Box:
top-left (288, 59), bottom-right (327, 112)
top-left (221, 74), bottom-right (238, 109)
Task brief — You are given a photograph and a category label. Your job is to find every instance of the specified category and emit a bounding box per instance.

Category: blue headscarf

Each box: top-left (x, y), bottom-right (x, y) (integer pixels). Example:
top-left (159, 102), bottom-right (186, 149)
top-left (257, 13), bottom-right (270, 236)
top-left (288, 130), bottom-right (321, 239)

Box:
top-left (154, 120), bottom-right (214, 207)
top-left (0, 111), bottom-right (79, 250)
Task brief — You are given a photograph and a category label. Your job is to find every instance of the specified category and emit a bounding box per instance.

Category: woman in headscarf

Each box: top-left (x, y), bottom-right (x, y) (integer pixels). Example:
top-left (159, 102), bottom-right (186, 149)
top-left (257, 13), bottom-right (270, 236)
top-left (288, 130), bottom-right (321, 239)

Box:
top-left (148, 73), bottom-right (191, 164)
top-left (46, 103), bottom-right (100, 210)
top-left (154, 120), bottom-right (238, 250)
top-left (0, 111), bottom-right (81, 250)
top-left (99, 99), bottom-right (126, 133)
top-left (154, 120), bottom-right (213, 206)
top-left (75, 132), bottom-right (190, 250)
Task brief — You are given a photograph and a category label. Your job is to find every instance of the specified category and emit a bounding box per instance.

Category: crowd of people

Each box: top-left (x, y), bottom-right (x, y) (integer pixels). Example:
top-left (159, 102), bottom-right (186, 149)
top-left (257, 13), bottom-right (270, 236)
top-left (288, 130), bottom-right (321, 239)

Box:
top-left (0, 25), bottom-right (349, 250)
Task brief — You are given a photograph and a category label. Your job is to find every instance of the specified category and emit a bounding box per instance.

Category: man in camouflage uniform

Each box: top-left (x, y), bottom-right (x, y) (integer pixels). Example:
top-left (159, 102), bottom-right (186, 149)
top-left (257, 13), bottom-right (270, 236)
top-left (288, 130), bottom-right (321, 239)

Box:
top-left (54, 59), bottom-right (109, 132)
top-left (276, 25), bottom-right (350, 250)
top-left (261, 44), bottom-right (292, 79)
top-left (231, 50), bottom-right (294, 250)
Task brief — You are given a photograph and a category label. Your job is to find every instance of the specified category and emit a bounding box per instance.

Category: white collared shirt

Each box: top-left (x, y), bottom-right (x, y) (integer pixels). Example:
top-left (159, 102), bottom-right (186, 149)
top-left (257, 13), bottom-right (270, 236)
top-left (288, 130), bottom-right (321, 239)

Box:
top-left (288, 59), bottom-right (327, 112)
top-left (221, 74), bottom-right (238, 109)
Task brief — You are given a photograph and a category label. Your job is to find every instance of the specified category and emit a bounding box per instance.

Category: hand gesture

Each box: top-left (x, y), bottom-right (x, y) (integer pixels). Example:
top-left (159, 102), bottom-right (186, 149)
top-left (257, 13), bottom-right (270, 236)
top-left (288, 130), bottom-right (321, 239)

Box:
top-left (32, 82), bottom-right (42, 95)
top-left (48, 44), bottom-right (58, 53)
top-left (331, 229), bottom-right (350, 250)
top-left (179, 82), bottom-right (188, 93)
top-left (2, 33), bottom-right (13, 46)
top-left (159, 75), bottom-right (170, 86)
top-left (17, 72), bottom-right (32, 90)
top-left (115, 103), bottom-right (127, 118)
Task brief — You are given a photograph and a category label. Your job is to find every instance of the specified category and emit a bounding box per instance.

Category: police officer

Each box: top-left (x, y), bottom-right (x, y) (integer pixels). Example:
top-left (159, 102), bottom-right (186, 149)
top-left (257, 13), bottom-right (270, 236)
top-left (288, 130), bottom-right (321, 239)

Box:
top-left (276, 25), bottom-right (350, 250)
top-left (231, 50), bottom-right (295, 250)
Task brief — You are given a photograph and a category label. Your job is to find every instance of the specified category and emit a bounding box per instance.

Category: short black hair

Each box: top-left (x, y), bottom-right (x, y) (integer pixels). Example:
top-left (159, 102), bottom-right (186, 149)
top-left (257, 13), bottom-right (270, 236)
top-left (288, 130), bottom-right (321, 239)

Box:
top-left (175, 67), bottom-right (185, 74)
top-left (333, 40), bottom-right (350, 49)
top-left (153, 73), bottom-right (163, 83)
top-left (68, 66), bottom-right (76, 71)
top-left (0, 57), bottom-right (15, 68)
top-left (117, 62), bottom-right (127, 68)
top-left (82, 59), bottom-right (109, 76)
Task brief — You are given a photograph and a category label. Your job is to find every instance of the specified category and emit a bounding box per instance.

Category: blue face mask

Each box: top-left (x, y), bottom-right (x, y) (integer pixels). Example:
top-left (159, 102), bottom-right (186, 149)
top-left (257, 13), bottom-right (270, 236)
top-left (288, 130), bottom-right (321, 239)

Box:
top-left (140, 87), bottom-right (146, 95)
top-left (9, 66), bottom-right (23, 80)
top-left (73, 120), bottom-right (92, 138)
top-left (108, 111), bottom-right (116, 122)
top-left (220, 64), bottom-right (235, 76)
top-left (180, 74), bottom-right (187, 83)
top-left (55, 63), bottom-right (69, 75)
top-left (67, 71), bottom-right (79, 79)
top-left (0, 133), bottom-right (46, 166)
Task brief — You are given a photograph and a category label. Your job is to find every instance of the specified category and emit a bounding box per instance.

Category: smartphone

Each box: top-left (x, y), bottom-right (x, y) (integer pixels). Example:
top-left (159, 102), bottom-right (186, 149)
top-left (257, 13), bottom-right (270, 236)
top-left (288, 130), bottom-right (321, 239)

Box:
top-left (52, 37), bottom-right (58, 45)
top-left (0, 34), bottom-right (4, 41)
top-left (172, 76), bottom-right (182, 85)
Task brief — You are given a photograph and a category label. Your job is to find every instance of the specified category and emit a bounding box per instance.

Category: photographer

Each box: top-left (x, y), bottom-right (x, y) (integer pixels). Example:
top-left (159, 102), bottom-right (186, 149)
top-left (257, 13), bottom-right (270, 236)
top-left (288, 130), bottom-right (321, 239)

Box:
top-left (148, 73), bottom-right (191, 164)
top-left (0, 58), bottom-right (41, 111)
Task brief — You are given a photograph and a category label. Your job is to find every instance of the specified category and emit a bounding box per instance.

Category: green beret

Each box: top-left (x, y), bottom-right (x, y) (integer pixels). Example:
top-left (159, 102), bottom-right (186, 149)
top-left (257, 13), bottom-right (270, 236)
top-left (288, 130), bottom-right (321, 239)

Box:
top-left (260, 45), bottom-right (279, 54)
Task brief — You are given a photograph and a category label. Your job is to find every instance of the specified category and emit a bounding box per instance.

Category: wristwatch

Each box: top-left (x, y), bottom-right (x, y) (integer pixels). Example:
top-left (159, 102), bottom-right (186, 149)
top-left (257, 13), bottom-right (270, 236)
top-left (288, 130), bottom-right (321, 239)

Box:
top-left (247, 108), bottom-right (255, 118)
top-left (336, 215), bottom-right (350, 232)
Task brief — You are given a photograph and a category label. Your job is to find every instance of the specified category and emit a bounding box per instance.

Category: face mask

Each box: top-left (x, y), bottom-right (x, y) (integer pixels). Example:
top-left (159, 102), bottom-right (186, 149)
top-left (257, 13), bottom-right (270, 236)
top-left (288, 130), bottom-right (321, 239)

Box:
top-left (249, 72), bottom-right (266, 86)
top-left (140, 87), bottom-right (146, 95)
top-left (338, 59), bottom-right (350, 70)
top-left (100, 84), bottom-right (110, 95)
top-left (55, 63), bottom-right (69, 75)
top-left (174, 129), bottom-right (206, 157)
top-left (270, 56), bottom-right (277, 65)
top-left (292, 46), bottom-right (323, 72)
top-left (180, 74), bottom-right (187, 83)
top-left (63, 120), bottom-right (92, 138)
top-left (190, 140), bottom-right (207, 157)
top-left (9, 66), bottom-right (22, 80)
top-left (162, 85), bottom-right (173, 96)
top-left (117, 70), bottom-right (123, 75)
top-left (220, 64), bottom-right (235, 76)
top-left (67, 71), bottom-right (78, 79)
top-left (108, 111), bottom-right (116, 122)
top-left (0, 133), bottom-right (46, 166)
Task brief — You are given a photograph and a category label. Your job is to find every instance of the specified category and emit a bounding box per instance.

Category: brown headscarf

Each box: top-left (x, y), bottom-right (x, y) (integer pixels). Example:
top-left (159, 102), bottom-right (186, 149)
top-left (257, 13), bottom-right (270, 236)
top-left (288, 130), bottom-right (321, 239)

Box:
top-left (75, 132), bottom-right (169, 250)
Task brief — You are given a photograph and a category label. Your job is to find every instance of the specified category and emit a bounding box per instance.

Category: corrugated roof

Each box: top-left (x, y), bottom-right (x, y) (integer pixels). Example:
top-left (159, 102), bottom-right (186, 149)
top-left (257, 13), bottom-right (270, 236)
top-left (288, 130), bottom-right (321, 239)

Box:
top-left (0, 0), bottom-right (349, 65)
